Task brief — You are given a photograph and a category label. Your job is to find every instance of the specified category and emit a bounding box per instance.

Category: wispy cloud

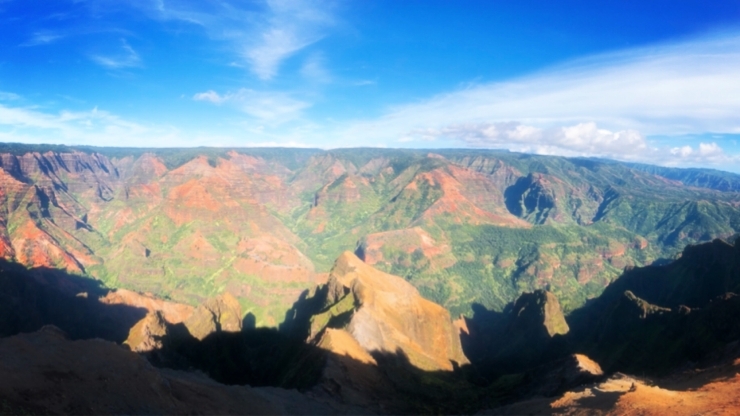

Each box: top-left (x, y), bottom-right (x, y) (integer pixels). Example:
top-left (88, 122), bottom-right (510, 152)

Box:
top-left (143, 0), bottom-right (335, 80)
top-left (90, 38), bottom-right (141, 69)
top-left (19, 31), bottom-right (65, 47)
top-left (244, 0), bottom-right (333, 80)
top-left (0, 102), bottom-right (179, 146)
top-left (193, 88), bottom-right (311, 122)
top-left (352, 80), bottom-right (376, 87)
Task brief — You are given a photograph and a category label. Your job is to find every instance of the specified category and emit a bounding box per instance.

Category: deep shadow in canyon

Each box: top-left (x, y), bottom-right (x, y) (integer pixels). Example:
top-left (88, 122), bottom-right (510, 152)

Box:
top-left (0, 258), bottom-right (147, 342)
top-left (0, 259), bottom-right (496, 413)
top-left (2, 236), bottom-right (740, 413)
top-left (462, 237), bottom-right (740, 381)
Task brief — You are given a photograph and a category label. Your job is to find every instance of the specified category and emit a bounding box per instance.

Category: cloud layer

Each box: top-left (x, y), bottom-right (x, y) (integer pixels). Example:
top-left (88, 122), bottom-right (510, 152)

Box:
top-left (406, 121), bottom-right (739, 167)
top-left (334, 33), bottom-right (740, 138)
top-left (316, 32), bottom-right (740, 169)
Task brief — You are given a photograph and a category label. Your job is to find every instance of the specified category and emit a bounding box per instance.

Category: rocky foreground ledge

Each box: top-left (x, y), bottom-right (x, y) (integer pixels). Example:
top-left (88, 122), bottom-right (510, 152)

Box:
top-left (0, 326), bottom-right (359, 415)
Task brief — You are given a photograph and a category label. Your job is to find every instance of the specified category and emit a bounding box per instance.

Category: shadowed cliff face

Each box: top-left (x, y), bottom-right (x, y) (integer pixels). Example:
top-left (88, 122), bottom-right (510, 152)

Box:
top-left (0, 258), bottom-right (146, 342)
top-left (466, 237), bottom-right (740, 380)
top-left (0, 327), bottom-right (344, 416)
top-left (564, 238), bottom-right (740, 375)
top-left (462, 289), bottom-right (571, 378)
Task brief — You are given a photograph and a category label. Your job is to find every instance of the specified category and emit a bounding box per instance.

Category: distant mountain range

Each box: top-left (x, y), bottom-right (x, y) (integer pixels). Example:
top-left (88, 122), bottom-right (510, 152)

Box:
top-left (0, 144), bottom-right (738, 328)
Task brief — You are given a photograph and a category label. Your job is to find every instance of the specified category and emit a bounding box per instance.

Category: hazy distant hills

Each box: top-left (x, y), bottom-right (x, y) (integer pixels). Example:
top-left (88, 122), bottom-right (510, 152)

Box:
top-left (0, 145), bottom-right (738, 325)
top-left (626, 162), bottom-right (740, 192)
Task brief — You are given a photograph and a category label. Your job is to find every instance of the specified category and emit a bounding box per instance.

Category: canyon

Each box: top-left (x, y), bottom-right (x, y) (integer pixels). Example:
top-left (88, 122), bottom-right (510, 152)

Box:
top-left (1, 145), bottom-right (740, 414)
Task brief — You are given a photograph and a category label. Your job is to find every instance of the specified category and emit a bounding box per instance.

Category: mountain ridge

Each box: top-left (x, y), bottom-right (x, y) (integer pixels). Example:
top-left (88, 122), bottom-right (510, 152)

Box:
top-left (0, 146), bottom-right (738, 326)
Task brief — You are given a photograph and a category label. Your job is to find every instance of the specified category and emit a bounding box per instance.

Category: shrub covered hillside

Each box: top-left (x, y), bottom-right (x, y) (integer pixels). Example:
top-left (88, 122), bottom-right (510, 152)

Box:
top-left (0, 145), bottom-right (738, 324)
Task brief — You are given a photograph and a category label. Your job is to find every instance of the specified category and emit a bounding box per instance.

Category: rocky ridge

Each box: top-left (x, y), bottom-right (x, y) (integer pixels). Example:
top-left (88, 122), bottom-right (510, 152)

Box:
top-left (310, 251), bottom-right (468, 372)
top-left (0, 326), bottom-right (344, 415)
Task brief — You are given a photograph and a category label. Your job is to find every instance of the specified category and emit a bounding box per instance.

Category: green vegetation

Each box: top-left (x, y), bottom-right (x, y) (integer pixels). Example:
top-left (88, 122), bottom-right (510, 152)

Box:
top-left (3, 146), bottom-right (740, 328)
top-left (308, 293), bottom-right (355, 338)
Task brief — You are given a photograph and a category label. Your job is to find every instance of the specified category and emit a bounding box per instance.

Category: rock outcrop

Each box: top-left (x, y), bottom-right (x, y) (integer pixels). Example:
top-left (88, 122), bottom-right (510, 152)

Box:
top-left (527, 354), bottom-right (604, 398)
top-left (566, 237), bottom-right (740, 375)
top-left (100, 289), bottom-right (195, 324)
top-left (507, 289), bottom-right (569, 337)
top-left (124, 310), bottom-right (169, 353)
top-left (462, 289), bottom-right (570, 376)
top-left (183, 292), bottom-right (243, 340)
top-left (312, 251), bottom-right (468, 372)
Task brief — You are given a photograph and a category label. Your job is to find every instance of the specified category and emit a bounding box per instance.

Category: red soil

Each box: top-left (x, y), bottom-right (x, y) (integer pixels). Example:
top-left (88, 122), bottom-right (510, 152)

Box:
top-left (411, 168), bottom-right (530, 227)
top-left (488, 358), bottom-right (740, 415)
top-left (11, 220), bottom-right (82, 274)
top-left (361, 227), bottom-right (457, 270)
top-left (233, 235), bottom-right (315, 283)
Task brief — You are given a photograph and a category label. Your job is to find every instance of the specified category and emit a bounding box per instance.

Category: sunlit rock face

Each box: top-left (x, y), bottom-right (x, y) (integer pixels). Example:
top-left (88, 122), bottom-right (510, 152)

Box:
top-left (183, 292), bottom-right (243, 340)
top-left (313, 251), bottom-right (469, 372)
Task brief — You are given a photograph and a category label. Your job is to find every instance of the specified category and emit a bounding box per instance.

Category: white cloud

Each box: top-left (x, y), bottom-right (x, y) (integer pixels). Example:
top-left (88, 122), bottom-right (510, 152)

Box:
top-left (409, 122), bottom-right (644, 156)
top-left (193, 88), bottom-right (311, 122)
top-left (666, 141), bottom-right (734, 166)
top-left (353, 80), bottom-right (376, 87)
top-left (245, 27), bottom-right (318, 80)
top-left (330, 32), bottom-right (740, 147)
top-left (300, 31), bottom-right (740, 170)
top-left (192, 90), bottom-right (225, 104)
top-left (90, 39), bottom-right (141, 69)
top-left (406, 121), bottom-right (740, 168)
top-left (143, 0), bottom-right (335, 80)
top-left (244, 0), bottom-right (334, 80)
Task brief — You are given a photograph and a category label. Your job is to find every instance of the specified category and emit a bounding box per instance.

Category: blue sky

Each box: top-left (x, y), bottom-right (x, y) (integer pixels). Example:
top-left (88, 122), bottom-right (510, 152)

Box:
top-left (2, 1), bottom-right (740, 171)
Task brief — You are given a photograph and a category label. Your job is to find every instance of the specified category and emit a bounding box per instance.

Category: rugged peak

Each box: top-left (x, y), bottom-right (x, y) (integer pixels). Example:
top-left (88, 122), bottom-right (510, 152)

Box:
top-left (130, 153), bottom-right (168, 180)
top-left (622, 290), bottom-right (671, 319)
top-left (510, 289), bottom-right (569, 337)
top-left (331, 250), bottom-right (364, 276)
top-left (329, 251), bottom-right (419, 301)
top-left (166, 155), bottom-right (217, 180)
top-left (124, 310), bottom-right (168, 353)
top-left (316, 252), bottom-right (468, 372)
